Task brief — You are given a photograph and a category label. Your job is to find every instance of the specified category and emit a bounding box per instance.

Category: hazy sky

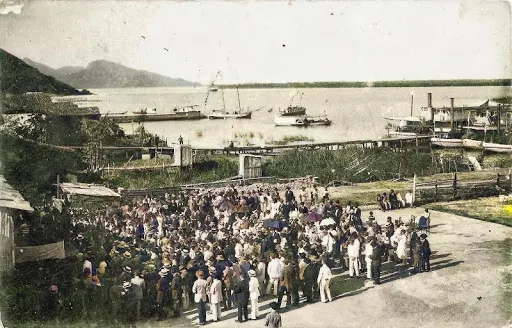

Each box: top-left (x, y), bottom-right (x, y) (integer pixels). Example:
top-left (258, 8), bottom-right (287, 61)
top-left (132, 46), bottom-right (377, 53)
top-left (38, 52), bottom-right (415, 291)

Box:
top-left (0, 0), bottom-right (510, 84)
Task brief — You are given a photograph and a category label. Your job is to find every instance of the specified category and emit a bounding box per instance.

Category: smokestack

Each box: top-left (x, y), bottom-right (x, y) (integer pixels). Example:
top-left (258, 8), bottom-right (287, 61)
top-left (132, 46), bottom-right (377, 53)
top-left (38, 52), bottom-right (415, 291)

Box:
top-left (428, 93), bottom-right (434, 122)
top-left (450, 98), bottom-right (454, 131)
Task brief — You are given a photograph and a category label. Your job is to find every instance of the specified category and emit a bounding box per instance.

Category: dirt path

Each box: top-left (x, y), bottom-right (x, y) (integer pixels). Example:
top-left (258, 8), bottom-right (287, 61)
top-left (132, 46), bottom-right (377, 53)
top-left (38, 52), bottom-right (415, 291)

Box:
top-left (135, 207), bottom-right (512, 328)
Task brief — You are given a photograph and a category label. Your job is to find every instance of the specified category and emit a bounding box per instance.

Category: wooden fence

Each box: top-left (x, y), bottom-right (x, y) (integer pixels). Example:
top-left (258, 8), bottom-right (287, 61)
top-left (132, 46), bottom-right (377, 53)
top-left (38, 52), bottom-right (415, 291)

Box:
top-left (413, 172), bottom-right (511, 204)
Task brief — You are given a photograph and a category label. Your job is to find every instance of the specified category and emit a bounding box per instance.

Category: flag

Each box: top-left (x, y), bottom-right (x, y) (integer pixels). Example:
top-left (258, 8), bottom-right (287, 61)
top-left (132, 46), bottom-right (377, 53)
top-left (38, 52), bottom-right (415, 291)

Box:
top-left (15, 241), bottom-right (65, 263)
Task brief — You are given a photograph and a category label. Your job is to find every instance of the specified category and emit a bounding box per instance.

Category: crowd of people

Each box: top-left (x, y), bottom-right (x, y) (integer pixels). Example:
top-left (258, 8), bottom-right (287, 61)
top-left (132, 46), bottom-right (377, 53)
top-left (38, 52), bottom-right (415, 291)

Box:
top-left (64, 181), bottom-right (431, 326)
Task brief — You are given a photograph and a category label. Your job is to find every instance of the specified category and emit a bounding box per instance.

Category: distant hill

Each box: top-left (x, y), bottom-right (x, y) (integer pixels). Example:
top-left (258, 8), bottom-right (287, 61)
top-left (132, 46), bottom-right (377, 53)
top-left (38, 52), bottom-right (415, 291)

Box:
top-left (24, 58), bottom-right (201, 89)
top-left (0, 49), bottom-right (90, 95)
top-left (222, 79), bottom-right (511, 89)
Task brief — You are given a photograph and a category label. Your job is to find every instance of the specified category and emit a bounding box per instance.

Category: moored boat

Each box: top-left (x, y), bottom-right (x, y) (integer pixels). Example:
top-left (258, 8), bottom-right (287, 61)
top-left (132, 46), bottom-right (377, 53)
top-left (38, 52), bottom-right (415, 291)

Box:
top-left (430, 133), bottom-right (463, 148)
top-left (206, 87), bottom-right (252, 119)
top-left (274, 115), bottom-right (331, 127)
top-left (207, 110), bottom-right (252, 119)
top-left (483, 142), bottom-right (512, 153)
top-left (108, 105), bottom-right (204, 123)
top-left (279, 106), bottom-right (307, 116)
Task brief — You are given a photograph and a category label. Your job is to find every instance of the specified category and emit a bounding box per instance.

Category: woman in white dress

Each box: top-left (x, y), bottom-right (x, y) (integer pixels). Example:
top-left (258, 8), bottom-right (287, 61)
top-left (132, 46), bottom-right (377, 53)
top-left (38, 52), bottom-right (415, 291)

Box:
top-left (395, 229), bottom-right (408, 265)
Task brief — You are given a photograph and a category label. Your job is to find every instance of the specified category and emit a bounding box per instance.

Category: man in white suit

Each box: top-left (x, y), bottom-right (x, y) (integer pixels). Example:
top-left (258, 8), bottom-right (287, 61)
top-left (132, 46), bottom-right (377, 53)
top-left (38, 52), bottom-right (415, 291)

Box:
top-left (317, 258), bottom-right (333, 303)
top-left (209, 268), bottom-right (223, 322)
top-left (248, 269), bottom-right (260, 320)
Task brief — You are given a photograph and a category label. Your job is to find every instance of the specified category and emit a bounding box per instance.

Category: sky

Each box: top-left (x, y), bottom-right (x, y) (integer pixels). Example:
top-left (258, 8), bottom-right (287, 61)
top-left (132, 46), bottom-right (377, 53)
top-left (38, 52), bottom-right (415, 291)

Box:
top-left (0, 0), bottom-right (510, 84)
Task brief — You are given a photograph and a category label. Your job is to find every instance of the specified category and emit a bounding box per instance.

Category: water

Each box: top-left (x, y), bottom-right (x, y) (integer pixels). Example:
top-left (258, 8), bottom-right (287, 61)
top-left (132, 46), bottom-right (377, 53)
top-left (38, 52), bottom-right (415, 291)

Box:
top-left (61, 86), bottom-right (510, 148)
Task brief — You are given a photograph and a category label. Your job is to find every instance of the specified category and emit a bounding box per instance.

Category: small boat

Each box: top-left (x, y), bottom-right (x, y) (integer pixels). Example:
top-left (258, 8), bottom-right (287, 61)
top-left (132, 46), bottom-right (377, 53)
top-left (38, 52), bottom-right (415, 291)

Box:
top-left (104, 111), bottom-right (128, 116)
top-left (385, 116), bottom-right (432, 137)
top-left (279, 106), bottom-right (306, 116)
top-left (209, 87), bottom-right (218, 92)
top-left (279, 91), bottom-right (307, 116)
top-left (207, 110), bottom-right (252, 119)
top-left (483, 142), bottom-right (512, 153)
top-left (430, 133), bottom-right (463, 148)
top-left (206, 87), bottom-right (252, 119)
top-left (274, 115), bottom-right (331, 127)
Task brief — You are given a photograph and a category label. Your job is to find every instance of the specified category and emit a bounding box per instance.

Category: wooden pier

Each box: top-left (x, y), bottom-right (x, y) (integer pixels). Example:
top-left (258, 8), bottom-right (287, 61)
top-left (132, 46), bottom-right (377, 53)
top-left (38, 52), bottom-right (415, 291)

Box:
top-left (194, 135), bottom-right (432, 156)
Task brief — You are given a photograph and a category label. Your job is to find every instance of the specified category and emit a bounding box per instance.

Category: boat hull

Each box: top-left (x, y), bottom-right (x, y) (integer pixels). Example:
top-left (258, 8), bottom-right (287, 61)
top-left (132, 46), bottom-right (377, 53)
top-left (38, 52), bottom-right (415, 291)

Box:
top-left (430, 137), bottom-right (463, 148)
top-left (207, 112), bottom-right (252, 119)
top-left (274, 115), bottom-right (331, 127)
top-left (106, 111), bottom-right (205, 123)
top-left (483, 142), bottom-right (512, 153)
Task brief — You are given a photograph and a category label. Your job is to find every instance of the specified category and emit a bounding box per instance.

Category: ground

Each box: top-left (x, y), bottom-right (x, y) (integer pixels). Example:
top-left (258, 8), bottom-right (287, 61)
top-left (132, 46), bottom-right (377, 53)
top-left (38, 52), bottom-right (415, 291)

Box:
top-left (10, 207), bottom-right (512, 328)
top-left (131, 207), bottom-right (512, 328)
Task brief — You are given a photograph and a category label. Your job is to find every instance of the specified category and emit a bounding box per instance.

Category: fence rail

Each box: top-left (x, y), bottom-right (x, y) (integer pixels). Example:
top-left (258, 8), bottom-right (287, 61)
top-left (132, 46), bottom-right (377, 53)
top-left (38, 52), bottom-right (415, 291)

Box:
top-left (413, 172), bottom-right (511, 204)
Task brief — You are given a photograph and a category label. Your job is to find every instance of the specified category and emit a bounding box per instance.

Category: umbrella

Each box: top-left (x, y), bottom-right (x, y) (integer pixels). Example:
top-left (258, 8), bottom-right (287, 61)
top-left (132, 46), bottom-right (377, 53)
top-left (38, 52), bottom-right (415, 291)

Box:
top-left (320, 217), bottom-right (336, 226)
top-left (306, 212), bottom-right (322, 222)
top-left (263, 219), bottom-right (288, 230)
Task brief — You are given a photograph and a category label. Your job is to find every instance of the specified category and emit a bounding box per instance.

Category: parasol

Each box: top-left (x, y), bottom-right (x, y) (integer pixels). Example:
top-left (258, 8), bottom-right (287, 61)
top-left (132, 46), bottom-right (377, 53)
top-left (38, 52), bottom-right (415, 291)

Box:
top-left (319, 217), bottom-right (336, 226)
top-left (306, 212), bottom-right (322, 222)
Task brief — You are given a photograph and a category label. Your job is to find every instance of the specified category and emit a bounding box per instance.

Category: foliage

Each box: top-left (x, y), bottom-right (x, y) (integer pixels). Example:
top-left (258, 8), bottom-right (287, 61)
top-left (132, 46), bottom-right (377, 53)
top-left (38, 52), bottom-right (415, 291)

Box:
top-left (492, 96), bottom-right (512, 104)
top-left (0, 133), bottom-right (84, 205)
top-left (104, 156), bottom-right (238, 189)
top-left (263, 148), bottom-right (434, 184)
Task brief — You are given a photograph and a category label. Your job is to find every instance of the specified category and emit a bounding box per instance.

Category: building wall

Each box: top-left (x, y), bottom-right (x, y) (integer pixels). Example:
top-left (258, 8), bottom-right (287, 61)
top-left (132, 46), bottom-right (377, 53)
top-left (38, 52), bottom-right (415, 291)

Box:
top-left (0, 210), bottom-right (14, 270)
top-left (239, 155), bottom-right (262, 178)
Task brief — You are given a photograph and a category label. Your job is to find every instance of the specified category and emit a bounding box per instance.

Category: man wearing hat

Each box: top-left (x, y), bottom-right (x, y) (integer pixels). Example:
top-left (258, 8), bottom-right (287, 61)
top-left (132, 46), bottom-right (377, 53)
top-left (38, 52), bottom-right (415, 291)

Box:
top-left (120, 281), bottom-right (137, 328)
top-left (156, 268), bottom-right (170, 321)
top-left (232, 273), bottom-right (250, 323)
top-left (248, 269), bottom-right (260, 320)
top-left (264, 302), bottom-right (282, 328)
top-left (209, 267), bottom-right (223, 322)
top-left (420, 234), bottom-right (431, 272)
top-left (192, 271), bottom-right (208, 325)
top-left (170, 266), bottom-right (182, 318)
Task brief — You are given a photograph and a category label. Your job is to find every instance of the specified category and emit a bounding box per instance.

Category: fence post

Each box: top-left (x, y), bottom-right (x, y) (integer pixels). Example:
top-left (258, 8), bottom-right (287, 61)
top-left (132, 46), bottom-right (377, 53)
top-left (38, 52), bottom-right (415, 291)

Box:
top-left (412, 174), bottom-right (417, 205)
top-left (497, 173), bottom-right (500, 188)
top-left (509, 169), bottom-right (512, 192)
top-left (435, 179), bottom-right (438, 201)
top-left (452, 172), bottom-right (457, 199)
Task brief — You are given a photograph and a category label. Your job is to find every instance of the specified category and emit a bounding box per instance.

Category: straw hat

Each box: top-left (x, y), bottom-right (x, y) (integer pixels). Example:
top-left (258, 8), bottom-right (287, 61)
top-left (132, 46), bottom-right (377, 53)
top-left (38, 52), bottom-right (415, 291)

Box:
top-left (123, 281), bottom-right (132, 289)
top-left (123, 266), bottom-right (132, 274)
top-left (248, 269), bottom-right (256, 277)
top-left (123, 251), bottom-right (132, 259)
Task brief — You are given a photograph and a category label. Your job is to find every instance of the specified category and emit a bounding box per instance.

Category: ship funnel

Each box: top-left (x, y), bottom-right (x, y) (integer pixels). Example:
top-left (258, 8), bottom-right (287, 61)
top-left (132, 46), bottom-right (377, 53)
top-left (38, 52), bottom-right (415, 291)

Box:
top-left (450, 98), bottom-right (455, 131)
top-left (428, 93), bottom-right (434, 122)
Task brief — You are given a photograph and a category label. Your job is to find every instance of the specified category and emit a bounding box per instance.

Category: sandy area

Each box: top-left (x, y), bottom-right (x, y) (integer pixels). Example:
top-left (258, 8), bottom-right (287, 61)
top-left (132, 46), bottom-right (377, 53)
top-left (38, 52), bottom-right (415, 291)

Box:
top-left (136, 207), bottom-right (512, 328)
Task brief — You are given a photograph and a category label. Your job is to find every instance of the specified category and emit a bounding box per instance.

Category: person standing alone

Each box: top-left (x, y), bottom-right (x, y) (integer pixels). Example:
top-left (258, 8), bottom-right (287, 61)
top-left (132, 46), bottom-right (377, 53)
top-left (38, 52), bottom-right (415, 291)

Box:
top-left (248, 269), bottom-right (260, 320)
top-left (192, 271), bottom-right (208, 325)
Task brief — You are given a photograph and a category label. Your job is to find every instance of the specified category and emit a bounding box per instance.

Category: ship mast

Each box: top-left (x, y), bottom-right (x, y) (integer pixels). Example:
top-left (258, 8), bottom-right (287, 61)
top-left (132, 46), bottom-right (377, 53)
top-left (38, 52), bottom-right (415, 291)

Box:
top-left (236, 86), bottom-right (242, 113)
top-left (222, 87), bottom-right (226, 111)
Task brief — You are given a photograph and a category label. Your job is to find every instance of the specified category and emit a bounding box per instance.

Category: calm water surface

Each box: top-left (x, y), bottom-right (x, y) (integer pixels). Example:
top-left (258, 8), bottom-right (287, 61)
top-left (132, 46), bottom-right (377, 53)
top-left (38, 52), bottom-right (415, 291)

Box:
top-left (62, 86), bottom-right (510, 148)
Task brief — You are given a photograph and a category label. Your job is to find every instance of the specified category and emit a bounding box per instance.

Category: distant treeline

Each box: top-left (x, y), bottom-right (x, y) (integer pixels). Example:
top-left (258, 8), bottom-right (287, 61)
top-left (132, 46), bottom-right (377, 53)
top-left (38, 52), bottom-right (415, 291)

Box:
top-left (220, 79), bottom-right (511, 89)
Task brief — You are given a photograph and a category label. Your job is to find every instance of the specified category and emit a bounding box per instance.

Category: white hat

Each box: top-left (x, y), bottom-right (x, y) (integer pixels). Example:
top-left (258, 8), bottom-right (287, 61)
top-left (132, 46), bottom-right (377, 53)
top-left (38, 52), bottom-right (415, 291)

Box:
top-left (123, 281), bottom-right (132, 289)
top-left (248, 269), bottom-right (256, 277)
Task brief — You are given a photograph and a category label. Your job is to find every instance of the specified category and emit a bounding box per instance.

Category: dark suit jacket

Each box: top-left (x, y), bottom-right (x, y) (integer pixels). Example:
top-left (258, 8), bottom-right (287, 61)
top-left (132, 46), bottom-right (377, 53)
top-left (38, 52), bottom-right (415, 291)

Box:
top-left (233, 278), bottom-right (249, 305)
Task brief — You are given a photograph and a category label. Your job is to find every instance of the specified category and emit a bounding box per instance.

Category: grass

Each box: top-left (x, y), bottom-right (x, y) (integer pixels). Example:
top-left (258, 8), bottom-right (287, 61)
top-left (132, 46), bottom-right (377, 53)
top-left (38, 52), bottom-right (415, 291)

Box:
top-left (429, 197), bottom-right (512, 227)
top-left (103, 156), bottom-right (238, 189)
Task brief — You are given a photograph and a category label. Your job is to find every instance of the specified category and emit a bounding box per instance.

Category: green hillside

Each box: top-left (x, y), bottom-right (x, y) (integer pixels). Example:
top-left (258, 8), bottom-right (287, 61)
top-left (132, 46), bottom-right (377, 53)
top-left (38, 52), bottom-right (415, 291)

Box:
top-left (0, 48), bottom-right (90, 95)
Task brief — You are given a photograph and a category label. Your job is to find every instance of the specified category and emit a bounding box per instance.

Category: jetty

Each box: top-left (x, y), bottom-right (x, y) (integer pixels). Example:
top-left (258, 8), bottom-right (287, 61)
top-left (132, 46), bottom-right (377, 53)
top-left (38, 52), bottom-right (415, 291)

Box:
top-left (194, 135), bottom-right (431, 156)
